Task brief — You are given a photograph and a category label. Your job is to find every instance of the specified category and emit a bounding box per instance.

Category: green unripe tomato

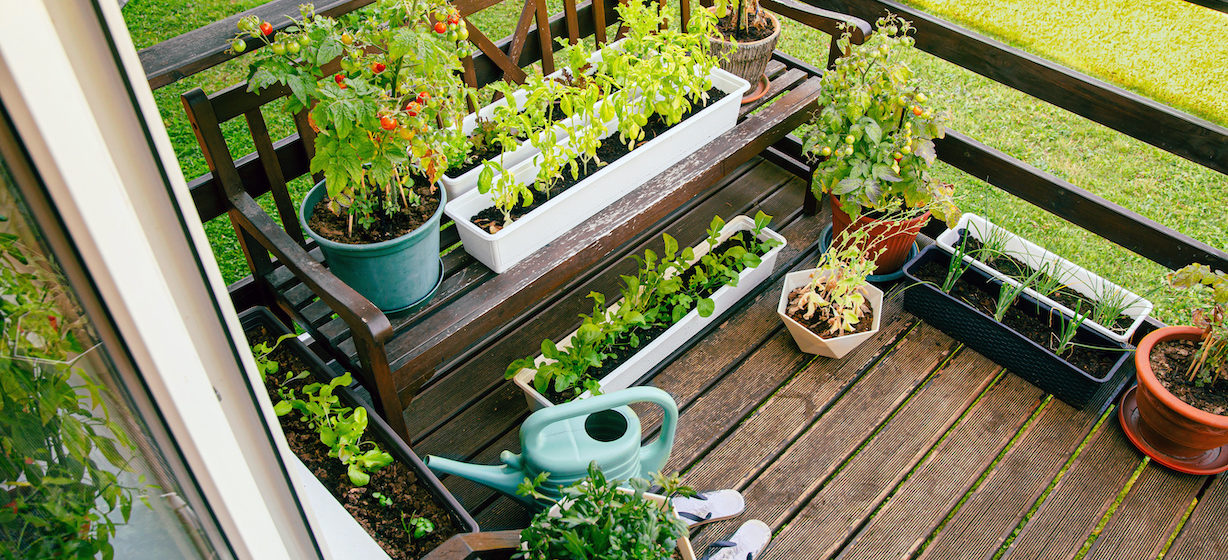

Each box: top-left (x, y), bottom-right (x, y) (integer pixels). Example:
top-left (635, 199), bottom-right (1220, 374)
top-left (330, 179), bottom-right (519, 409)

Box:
top-left (286, 41), bottom-right (301, 54)
top-left (298, 35), bottom-right (311, 47)
top-left (349, 49), bottom-right (362, 61)
top-left (231, 39), bottom-right (247, 53)
top-left (271, 42), bottom-right (287, 55)
top-left (821, 146), bottom-right (832, 157)
top-left (915, 92), bottom-right (927, 103)
top-left (845, 134), bottom-right (855, 144)
top-left (901, 144), bottom-right (912, 154)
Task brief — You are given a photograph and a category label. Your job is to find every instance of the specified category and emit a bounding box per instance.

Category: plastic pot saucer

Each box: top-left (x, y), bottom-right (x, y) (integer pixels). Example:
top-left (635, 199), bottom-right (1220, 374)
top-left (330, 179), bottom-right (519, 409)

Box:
top-left (819, 224), bottom-right (918, 283)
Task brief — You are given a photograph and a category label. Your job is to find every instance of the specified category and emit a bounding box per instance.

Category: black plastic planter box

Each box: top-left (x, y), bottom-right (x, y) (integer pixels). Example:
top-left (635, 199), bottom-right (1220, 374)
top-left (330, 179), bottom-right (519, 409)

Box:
top-left (902, 247), bottom-right (1134, 413)
top-left (238, 307), bottom-right (479, 539)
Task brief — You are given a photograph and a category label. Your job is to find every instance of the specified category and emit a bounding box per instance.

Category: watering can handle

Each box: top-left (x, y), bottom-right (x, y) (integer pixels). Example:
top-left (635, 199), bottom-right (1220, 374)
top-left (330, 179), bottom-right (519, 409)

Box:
top-left (521, 387), bottom-right (679, 470)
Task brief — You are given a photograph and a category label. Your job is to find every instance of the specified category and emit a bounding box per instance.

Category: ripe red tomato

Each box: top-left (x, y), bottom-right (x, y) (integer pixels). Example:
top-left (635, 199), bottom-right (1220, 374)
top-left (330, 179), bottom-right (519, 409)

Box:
top-left (405, 102), bottom-right (420, 117)
top-left (434, 21), bottom-right (447, 34)
top-left (380, 116), bottom-right (397, 130)
top-left (334, 73), bottom-right (345, 84)
top-left (259, 22), bottom-right (273, 36)
top-left (912, 106), bottom-right (923, 116)
top-left (417, 91), bottom-right (430, 103)
top-left (371, 62), bottom-right (386, 73)
top-left (448, 14), bottom-right (460, 24)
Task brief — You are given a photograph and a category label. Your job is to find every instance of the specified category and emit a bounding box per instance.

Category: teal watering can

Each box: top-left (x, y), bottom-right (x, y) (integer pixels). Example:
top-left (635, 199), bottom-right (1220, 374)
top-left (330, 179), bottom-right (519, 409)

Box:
top-left (426, 386), bottom-right (678, 508)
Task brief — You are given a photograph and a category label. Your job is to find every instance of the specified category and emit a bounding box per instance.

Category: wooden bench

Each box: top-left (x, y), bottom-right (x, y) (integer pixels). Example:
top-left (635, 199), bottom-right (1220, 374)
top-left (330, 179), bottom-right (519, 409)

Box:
top-left (180, 0), bottom-right (869, 440)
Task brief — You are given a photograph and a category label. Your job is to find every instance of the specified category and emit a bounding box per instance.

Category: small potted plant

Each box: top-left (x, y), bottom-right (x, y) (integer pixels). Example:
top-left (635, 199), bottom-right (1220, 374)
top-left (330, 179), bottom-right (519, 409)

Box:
top-left (517, 464), bottom-right (697, 560)
top-left (1123, 263), bottom-right (1228, 474)
top-left (800, 14), bottom-right (958, 275)
top-left (778, 227), bottom-right (884, 358)
top-left (231, 0), bottom-right (473, 311)
top-left (707, 0), bottom-right (782, 98)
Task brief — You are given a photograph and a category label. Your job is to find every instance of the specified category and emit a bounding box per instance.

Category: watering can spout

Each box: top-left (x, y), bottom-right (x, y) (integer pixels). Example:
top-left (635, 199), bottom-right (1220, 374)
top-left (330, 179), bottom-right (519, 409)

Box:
top-left (425, 454), bottom-right (525, 501)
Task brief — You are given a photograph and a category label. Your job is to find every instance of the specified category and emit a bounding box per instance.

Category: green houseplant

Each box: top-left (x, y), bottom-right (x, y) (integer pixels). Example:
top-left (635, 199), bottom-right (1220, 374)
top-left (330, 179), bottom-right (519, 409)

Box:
top-left (778, 227), bottom-right (884, 357)
top-left (0, 236), bottom-right (141, 559)
top-left (232, 0), bottom-right (474, 311)
top-left (1124, 263), bottom-right (1228, 474)
top-left (517, 464), bottom-right (696, 560)
top-left (801, 15), bottom-right (958, 274)
top-left (707, 0), bottom-right (782, 92)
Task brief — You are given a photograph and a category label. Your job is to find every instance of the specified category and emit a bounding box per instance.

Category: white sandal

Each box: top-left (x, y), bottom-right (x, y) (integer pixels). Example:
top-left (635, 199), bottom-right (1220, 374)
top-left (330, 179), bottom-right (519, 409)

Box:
top-left (672, 489), bottom-right (746, 528)
top-left (701, 519), bottom-right (772, 560)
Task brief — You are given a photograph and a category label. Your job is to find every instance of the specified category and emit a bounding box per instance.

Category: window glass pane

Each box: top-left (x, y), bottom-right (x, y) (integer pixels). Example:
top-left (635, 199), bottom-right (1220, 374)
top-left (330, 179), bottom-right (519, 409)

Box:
top-left (0, 152), bottom-right (217, 559)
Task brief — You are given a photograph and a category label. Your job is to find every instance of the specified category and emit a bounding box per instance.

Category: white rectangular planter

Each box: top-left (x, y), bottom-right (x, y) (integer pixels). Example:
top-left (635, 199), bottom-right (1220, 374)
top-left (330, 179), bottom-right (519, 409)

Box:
top-left (439, 46), bottom-right (614, 199)
top-left (513, 216), bottom-right (785, 410)
top-left (446, 67), bottom-right (751, 273)
top-left (936, 213), bottom-right (1152, 343)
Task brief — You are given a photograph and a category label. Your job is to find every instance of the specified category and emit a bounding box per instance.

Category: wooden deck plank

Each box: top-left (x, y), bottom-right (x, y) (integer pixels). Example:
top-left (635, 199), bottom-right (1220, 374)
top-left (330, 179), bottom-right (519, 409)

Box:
top-left (403, 159), bottom-right (773, 440)
top-left (1000, 419), bottom-right (1140, 560)
top-left (1165, 475), bottom-right (1228, 560)
top-left (756, 350), bottom-right (1003, 559)
top-left (917, 398), bottom-right (1103, 560)
top-left (836, 374), bottom-right (1044, 560)
top-left (1085, 462), bottom-right (1205, 560)
top-left (674, 293), bottom-right (913, 489)
top-left (686, 323), bottom-right (957, 549)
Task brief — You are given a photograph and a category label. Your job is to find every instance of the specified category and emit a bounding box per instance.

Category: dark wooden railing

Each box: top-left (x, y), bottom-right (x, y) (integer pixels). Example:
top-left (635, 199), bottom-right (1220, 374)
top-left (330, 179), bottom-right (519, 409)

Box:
top-left (150, 0), bottom-right (1228, 279)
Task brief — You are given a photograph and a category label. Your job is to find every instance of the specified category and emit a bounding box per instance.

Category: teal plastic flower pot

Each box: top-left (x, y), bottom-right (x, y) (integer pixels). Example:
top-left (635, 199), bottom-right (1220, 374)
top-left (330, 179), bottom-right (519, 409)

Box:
top-left (299, 180), bottom-right (445, 312)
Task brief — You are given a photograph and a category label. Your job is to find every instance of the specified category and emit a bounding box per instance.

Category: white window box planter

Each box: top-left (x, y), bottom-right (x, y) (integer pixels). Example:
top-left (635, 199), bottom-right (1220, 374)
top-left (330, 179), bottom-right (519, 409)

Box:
top-left (512, 216), bottom-right (785, 409)
top-left (445, 67), bottom-right (751, 273)
top-left (440, 46), bottom-right (612, 200)
top-left (936, 213), bottom-right (1152, 344)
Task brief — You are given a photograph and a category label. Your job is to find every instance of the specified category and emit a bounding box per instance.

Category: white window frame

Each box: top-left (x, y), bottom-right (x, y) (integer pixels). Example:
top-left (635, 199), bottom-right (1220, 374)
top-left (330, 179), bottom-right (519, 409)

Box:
top-left (0, 1), bottom-right (342, 557)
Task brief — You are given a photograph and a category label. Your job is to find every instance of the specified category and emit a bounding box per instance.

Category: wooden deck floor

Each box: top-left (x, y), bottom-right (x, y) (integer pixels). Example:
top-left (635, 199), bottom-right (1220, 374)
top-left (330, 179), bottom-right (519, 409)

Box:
top-left (403, 158), bottom-right (1224, 560)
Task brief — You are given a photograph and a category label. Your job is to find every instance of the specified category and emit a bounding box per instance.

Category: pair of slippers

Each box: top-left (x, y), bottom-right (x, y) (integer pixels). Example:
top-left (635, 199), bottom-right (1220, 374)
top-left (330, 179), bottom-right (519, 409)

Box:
top-left (672, 490), bottom-right (771, 560)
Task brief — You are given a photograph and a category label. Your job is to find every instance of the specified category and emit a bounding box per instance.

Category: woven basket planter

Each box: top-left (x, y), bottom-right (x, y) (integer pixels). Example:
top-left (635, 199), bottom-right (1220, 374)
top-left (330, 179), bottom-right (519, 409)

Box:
top-left (708, 11), bottom-right (781, 86)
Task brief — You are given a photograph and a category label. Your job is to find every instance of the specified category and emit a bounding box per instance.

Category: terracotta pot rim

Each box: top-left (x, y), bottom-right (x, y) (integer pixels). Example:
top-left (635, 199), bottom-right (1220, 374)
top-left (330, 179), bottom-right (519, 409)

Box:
top-left (829, 194), bottom-right (931, 235)
top-left (1136, 325), bottom-right (1228, 428)
top-left (708, 10), bottom-right (781, 47)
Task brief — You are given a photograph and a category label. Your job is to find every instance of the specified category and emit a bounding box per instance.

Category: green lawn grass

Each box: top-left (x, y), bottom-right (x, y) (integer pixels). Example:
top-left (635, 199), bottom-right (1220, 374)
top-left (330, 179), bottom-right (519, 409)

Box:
top-left (121, 0), bottom-right (1227, 324)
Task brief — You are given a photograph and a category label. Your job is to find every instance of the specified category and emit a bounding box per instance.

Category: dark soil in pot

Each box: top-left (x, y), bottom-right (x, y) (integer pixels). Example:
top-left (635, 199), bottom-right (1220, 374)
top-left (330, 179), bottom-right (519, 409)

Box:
top-left (470, 89), bottom-right (728, 233)
top-left (1151, 338), bottom-right (1228, 415)
top-left (785, 288), bottom-right (876, 337)
top-left (308, 179), bottom-right (440, 245)
top-left (714, 12), bottom-right (776, 41)
top-left (957, 231), bottom-right (1132, 333)
top-left (248, 325), bottom-right (460, 559)
top-left (912, 255), bottom-right (1120, 379)
top-left (541, 230), bottom-right (764, 404)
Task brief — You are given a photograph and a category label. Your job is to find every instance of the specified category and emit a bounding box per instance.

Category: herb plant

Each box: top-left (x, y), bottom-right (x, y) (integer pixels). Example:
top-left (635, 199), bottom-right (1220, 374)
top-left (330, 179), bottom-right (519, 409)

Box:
top-left (1052, 301), bottom-right (1087, 356)
top-left (801, 15), bottom-right (958, 225)
top-left (0, 235), bottom-right (142, 559)
top-left (402, 516), bottom-right (436, 541)
top-left (517, 463), bottom-right (693, 560)
top-left (1167, 264), bottom-right (1228, 386)
top-left (941, 231), bottom-right (975, 294)
top-left (506, 213), bottom-right (780, 403)
top-left (232, 0), bottom-right (474, 234)
top-left (1089, 282), bottom-right (1141, 334)
top-left (475, 0), bottom-right (723, 231)
top-left (786, 227), bottom-right (883, 336)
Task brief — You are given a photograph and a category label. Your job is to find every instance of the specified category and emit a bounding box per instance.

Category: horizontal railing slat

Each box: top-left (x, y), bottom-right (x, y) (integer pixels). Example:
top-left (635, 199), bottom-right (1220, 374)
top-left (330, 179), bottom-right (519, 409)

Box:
top-left (809, 0), bottom-right (1228, 177)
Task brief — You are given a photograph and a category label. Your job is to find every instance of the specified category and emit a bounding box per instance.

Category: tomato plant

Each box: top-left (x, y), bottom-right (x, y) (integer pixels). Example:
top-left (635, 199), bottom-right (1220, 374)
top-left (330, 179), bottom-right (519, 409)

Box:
top-left (800, 15), bottom-right (958, 225)
top-left (232, 0), bottom-right (476, 234)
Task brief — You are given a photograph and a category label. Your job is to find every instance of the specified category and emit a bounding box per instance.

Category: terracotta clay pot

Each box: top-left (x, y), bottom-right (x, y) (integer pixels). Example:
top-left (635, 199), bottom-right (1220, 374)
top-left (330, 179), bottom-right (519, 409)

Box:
top-left (829, 195), bottom-right (929, 274)
top-left (1133, 326), bottom-right (1228, 459)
